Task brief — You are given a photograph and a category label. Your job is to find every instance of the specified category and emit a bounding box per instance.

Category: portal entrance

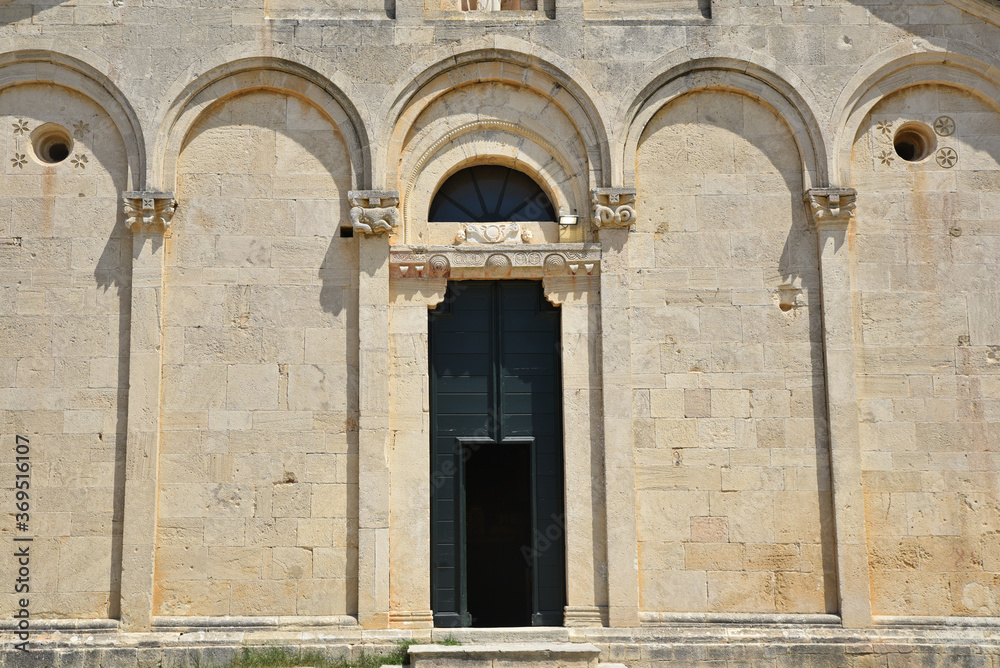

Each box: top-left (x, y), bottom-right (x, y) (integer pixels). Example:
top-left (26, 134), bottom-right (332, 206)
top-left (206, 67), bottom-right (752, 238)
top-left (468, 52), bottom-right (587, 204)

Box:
top-left (430, 281), bottom-right (565, 627)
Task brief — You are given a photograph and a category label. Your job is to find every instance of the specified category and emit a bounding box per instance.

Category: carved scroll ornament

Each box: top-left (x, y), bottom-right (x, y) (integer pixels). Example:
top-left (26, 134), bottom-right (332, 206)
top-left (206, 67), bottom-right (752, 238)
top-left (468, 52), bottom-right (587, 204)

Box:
top-left (591, 188), bottom-right (637, 229)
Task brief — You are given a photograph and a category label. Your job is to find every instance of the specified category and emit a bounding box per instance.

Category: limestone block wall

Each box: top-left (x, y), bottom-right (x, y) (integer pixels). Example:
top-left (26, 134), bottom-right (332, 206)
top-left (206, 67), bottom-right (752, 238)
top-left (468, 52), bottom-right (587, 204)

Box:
top-left (0, 84), bottom-right (129, 617)
top-left (851, 83), bottom-right (1000, 617)
top-left (0, 0), bottom-right (1000, 630)
top-left (633, 89), bottom-right (835, 614)
top-left (155, 90), bottom-right (358, 617)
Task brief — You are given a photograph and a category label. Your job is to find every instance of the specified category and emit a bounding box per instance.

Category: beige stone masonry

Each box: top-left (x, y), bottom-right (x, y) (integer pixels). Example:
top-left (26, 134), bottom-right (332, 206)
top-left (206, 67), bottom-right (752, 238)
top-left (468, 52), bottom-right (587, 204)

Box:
top-left (353, 190), bottom-right (398, 629)
top-left (120, 191), bottom-right (175, 632)
top-left (805, 187), bottom-right (873, 628)
top-left (594, 188), bottom-right (640, 628)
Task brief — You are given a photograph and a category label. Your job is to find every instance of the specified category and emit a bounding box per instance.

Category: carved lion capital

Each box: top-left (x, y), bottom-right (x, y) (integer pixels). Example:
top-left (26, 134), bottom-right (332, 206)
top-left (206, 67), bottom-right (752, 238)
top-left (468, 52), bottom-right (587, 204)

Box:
top-left (348, 190), bottom-right (400, 235)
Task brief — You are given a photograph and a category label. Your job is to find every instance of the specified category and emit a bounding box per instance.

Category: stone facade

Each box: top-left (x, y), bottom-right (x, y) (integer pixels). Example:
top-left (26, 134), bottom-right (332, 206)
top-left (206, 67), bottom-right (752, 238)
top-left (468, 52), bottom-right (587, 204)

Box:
top-left (1, 0), bottom-right (1000, 662)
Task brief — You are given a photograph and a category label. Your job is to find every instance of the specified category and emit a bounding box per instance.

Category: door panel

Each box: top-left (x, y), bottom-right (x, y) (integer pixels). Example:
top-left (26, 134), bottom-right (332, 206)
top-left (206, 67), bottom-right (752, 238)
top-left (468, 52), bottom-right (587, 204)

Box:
top-left (430, 281), bottom-right (566, 627)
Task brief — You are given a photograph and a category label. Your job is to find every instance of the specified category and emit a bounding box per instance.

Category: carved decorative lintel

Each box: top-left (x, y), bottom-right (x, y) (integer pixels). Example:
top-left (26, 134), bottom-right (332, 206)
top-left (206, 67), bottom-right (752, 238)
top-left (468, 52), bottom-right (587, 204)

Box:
top-left (455, 222), bottom-right (532, 245)
top-left (591, 188), bottom-right (637, 229)
top-left (389, 244), bottom-right (601, 280)
top-left (805, 188), bottom-right (857, 228)
top-left (123, 191), bottom-right (176, 231)
top-left (349, 190), bottom-right (400, 235)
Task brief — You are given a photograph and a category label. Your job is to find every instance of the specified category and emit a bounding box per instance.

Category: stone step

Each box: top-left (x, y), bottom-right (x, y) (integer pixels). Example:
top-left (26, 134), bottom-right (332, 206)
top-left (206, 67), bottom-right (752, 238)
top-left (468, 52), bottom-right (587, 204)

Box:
top-left (408, 642), bottom-right (603, 668)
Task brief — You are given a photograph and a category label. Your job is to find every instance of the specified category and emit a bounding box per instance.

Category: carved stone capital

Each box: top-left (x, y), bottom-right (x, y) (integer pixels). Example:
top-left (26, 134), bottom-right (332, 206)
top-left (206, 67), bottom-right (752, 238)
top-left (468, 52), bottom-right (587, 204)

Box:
top-left (349, 190), bottom-right (400, 235)
top-left (123, 191), bottom-right (176, 231)
top-left (805, 188), bottom-right (857, 228)
top-left (591, 188), bottom-right (637, 229)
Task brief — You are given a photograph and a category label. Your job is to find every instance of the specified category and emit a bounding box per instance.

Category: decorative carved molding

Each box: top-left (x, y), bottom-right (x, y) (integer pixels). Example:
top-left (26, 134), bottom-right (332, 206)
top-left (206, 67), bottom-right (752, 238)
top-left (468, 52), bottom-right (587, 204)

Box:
top-left (402, 120), bottom-right (582, 229)
top-left (123, 191), bottom-right (176, 230)
top-left (455, 222), bottom-right (532, 244)
top-left (591, 188), bottom-right (637, 229)
top-left (349, 190), bottom-right (400, 235)
top-left (390, 243), bottom-right (601, 280)
top-left (804, 188), bottom-right (856, 228)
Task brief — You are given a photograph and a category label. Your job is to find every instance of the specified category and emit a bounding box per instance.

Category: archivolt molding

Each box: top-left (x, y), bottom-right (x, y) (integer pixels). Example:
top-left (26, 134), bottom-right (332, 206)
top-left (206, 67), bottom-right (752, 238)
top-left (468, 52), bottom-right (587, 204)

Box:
top-left (832, 39), bottom-right (1000, 185)
top-left (400, 119), bottom-right (585, 242)
top-left (0, 49), bottom-right (145, 191)
top-left (153, 52), bottom-right (369, 192)
top-left (621, 61), bottom-right (825, 192)
top-left (379, 44), bottom-right (611, 192)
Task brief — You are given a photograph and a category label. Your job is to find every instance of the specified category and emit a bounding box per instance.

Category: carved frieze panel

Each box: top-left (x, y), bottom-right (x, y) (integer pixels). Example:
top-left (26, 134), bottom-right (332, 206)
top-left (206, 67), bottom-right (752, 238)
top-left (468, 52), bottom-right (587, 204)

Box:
top-left (455, 222), bottom-right (532, 244)
top-left (389, 243), bottom-right (601, 280)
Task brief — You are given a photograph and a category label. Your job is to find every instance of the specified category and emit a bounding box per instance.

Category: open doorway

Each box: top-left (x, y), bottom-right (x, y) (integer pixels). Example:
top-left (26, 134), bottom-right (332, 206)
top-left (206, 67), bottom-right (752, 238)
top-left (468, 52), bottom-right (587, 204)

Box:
top-left (430, 281), bottom-right (566, 628)
top-left (464, 441), bottom-right (532, 626)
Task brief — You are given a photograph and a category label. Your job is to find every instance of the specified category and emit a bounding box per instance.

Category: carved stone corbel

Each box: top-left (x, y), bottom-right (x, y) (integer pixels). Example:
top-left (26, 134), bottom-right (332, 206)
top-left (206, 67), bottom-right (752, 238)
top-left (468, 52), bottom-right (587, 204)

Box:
top-left (349, 190), bottom-right (400, 235)
top-left (805, 188), bottom-right (857, 228)
top-left (591, 188), bottom-right (637, 229)
top-left (123, 191), bottom-right (176, 230)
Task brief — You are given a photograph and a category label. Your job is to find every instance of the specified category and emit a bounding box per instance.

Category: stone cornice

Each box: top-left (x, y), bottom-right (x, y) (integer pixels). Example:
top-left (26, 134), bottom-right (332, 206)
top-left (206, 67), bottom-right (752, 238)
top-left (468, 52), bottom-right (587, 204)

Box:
top-left (591, 188), bottom-right (637, 230)
top-left (389, 243), bottom-right (601, 280)
top-left (123, 191), bottom-right (176, 231)
top-left (349, 190), bottom-right (399, 235)
top-left (805, 188), bottom-right (857, 229)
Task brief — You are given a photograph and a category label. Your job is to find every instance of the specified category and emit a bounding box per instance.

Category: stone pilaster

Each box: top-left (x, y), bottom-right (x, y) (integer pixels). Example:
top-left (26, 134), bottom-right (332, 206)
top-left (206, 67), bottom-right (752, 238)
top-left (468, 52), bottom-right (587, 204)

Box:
top-left (351, 190), bottom-right (398, 629)
top-left (543, 275), bottom-right (606, 628)
top-left (592, 188), bottom-right (639, 627)
top-left (119, 191), bottom-right (175, 631)
top-left (805, 187), bottom-right (873, 628)
top-left (387, 275), bottom-right (446, 630)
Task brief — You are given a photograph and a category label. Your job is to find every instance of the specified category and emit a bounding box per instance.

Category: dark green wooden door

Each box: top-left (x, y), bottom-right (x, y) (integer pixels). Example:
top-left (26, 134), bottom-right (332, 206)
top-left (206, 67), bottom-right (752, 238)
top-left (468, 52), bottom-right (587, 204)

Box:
top-left (430, 281), bottom-right (565, 627)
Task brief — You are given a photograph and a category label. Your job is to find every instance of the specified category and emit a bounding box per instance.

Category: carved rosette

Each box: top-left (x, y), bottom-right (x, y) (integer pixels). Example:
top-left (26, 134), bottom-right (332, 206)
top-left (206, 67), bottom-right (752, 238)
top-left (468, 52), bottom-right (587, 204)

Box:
top-left (805, 188), bottom-right (857, 228)
top-left (123, 191), bottom-right (176, 231)
top-left (390, 244), bottom-right (600, 280)
top-left (348, 190), bottom-right (400, 235)
top-left (591, 188), bottom-right (637, 230)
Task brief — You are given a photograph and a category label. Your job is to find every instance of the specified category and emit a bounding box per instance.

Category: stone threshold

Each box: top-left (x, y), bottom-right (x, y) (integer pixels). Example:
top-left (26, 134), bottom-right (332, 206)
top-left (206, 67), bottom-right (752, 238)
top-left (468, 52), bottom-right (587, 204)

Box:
top-left (3, 621), bottom-right (1000, 647)
top-left (2, 625), bottom-right (1000, 667)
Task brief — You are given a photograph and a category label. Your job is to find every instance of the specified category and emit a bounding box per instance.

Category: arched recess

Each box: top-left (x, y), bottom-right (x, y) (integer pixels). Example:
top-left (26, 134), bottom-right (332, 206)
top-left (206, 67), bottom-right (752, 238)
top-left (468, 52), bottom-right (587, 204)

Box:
top-left (379, 46), bottom-right (611, 243)
top-left (832, 40), bottom-right (1000, 184)
top-left (0, 49), bottom-right (145, 190)
top-left (621, 60), bottom-right (827, 192)
top-left (154, 57), bottom-right (369, 192)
